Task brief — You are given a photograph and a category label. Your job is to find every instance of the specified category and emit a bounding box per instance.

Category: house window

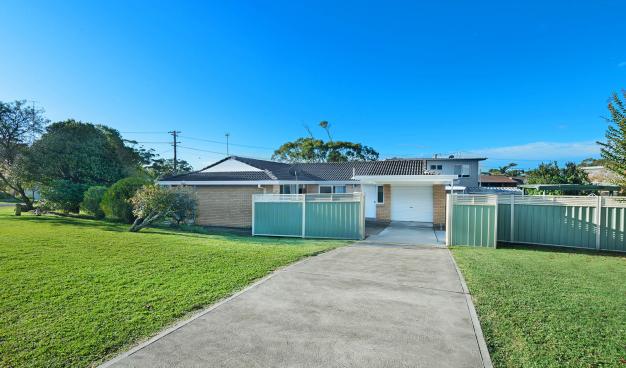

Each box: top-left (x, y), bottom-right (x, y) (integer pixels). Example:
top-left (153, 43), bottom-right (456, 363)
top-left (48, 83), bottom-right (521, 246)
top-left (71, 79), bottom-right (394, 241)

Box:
top-left (454, 164), bottom-right (471, 178)
top-left (319, 185), bottom-right (346, 194)
top-left (319, 185), bottom-right (332, 194)
top-left (430, 164), bottom-right (443, 170)
top-left (280, 184), bottom-right (306, 194)
top-left (377, 185), bottom-right (384, 203)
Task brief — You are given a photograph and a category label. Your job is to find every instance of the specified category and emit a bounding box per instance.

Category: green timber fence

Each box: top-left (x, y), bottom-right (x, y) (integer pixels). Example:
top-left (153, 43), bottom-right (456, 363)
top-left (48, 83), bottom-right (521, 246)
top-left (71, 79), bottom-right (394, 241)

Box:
top-left (252, 193), bottom-right (365, 240)
top-left (448, 194), bottom-right (626, 252)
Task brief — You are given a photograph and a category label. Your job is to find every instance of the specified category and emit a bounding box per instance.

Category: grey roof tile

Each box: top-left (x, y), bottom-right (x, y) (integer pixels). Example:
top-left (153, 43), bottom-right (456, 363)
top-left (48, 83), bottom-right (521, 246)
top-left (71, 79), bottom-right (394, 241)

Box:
top-left (162, 156), bottom-right (426, 182)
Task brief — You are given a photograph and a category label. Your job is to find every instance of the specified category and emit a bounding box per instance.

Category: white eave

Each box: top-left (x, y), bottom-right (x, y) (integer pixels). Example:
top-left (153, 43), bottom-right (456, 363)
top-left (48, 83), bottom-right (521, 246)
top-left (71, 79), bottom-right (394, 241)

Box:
top-left (157, 180), bottom-right (359, 186)
top-left (351, 175), bottom-right (458, 184)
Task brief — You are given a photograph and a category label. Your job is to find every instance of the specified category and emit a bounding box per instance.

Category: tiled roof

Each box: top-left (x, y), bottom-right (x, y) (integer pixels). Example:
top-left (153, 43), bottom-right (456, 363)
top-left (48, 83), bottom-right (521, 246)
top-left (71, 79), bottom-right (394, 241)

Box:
top-left (161, 156), bottom-right (427, 182)
top-left (479, 175), bottom-right (519, 184)
top-left (163, 171), bottom-right (273, 181)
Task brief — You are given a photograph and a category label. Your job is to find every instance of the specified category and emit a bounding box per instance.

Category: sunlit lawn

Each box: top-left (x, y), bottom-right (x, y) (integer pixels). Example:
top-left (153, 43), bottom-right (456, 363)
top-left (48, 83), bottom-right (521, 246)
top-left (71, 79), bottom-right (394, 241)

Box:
top-left (452, 245), bottom-right (626, 368)
top-left (0, 207), bottom-right (346, 367)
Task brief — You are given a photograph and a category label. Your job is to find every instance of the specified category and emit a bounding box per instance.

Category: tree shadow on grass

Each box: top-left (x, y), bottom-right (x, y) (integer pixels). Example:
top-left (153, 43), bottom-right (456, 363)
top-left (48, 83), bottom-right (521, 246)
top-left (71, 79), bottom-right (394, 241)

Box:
top-left (497, 242), bottom-right (626, 258)
top-left (5, 213), bottom-right (345, 247)
top-left (6, 213), bottom-right (127, 232)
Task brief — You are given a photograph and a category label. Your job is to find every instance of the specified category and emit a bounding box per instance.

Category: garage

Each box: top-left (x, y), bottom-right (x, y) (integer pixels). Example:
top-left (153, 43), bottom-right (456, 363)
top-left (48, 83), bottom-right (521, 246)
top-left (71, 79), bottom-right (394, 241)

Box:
top-left (391, 185), bottom-right (433, 222)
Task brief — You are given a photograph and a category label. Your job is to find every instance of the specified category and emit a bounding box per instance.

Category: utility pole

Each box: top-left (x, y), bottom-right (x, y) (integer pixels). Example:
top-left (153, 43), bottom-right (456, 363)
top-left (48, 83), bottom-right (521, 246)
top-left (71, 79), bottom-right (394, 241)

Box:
top-left (225, 133), bottom-right (230, 156)
top-left (168, 130), bottom-right (181, 172)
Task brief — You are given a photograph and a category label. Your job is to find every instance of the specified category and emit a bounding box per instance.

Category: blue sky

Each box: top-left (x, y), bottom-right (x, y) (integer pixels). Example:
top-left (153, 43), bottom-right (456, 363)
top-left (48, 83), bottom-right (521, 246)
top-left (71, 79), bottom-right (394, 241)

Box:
top-left (1, 0), bottom-right (625, 170)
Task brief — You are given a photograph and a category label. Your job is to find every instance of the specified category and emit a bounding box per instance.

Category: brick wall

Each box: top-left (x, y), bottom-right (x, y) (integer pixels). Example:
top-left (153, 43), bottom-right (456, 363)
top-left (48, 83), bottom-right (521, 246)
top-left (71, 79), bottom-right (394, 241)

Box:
top-left (376, 184), bottom-right (391, 222)
top-left (433, 184), bottom-right (446, 227)
top-left (194, 186), bottom-right (264, 228)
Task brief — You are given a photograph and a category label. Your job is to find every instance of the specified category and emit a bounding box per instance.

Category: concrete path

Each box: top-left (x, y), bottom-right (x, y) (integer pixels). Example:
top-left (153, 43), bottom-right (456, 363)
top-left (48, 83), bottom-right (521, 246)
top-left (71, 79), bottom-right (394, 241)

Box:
top-left (364, 222), bottom-right (445, 246)
top-left (103, 245), bottom-right (489, 368)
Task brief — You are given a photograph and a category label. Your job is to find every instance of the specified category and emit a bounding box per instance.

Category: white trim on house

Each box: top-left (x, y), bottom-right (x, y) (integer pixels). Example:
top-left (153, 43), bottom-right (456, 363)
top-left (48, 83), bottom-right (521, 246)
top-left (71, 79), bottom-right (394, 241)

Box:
top-left (158, 180), bottom-right (359, 186)
top-left (200, 158), bottom-right (262, 172)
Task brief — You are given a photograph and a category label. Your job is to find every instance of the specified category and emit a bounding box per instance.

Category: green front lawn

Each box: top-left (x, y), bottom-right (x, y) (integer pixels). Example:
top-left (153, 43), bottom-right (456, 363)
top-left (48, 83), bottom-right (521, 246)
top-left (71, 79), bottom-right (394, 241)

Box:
top-left (452, 246), bottom-right (626, 368)
top-left (0, 207), bottom-right (346, 367)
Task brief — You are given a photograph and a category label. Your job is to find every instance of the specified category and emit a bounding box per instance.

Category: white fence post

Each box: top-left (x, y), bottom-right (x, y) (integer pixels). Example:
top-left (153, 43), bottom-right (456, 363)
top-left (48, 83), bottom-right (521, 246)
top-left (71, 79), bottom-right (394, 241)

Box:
top-left (446, 193), bottom-right (452, 246)
top-left (493, 195), bottom-right (498, 248)
top-left (301, 194), bottom-right (306, 238)
top-left (251, 195), bottom-right (256, 236)
top-left (510, 195), bottom-right (515, 242)
top-left (596, 195), bottom-right (602, 250)
top-left (360, 192), bottom-right (366, 240)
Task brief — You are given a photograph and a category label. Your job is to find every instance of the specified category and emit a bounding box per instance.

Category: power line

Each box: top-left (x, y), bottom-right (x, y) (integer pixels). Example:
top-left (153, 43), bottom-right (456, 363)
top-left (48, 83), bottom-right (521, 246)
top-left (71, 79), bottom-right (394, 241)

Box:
top-left (178, 145), bottom-right (228, 155)
top-left (120, 131), bottom-right (169, 134)
top-left (178, 135), bottom-right (275, 151)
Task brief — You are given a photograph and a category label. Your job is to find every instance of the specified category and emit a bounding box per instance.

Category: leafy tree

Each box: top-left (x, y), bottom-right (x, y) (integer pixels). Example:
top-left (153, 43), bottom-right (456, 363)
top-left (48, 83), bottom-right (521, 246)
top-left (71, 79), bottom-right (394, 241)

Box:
top-left (25, 120), bottom-right (142, 187)
top-left (101, 176), bottom-right (151, 223)
top-left (273, 138), bottom-right (379, 162)
top-left (579, 157), bottom-right (605, 167)
top-left (81, 186), bottom-right (108, 219)
top-left (598, 91), bottom-right (626, 186)
top-left (488, 162), bottom-right (521, 176)
top-left (145, 158), bottom-right (193, 179)
top-left (273, 122), bottom-right (379, 163)
top-left (526, 161), bottom-right (589, 194)
top-left (40, 180), bottom-right (89, 213)
top-left (129, 185), bottom-right (195, 232)
top-left (0, 100), bottom-right (48, 209)
top-left (170, 188), bottom-right (196, 225)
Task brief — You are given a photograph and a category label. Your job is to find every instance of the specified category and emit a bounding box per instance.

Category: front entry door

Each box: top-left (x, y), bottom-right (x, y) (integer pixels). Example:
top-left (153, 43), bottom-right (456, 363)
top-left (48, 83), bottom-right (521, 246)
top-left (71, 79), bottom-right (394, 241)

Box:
top-left (362, 185), bottom-right (377, 218)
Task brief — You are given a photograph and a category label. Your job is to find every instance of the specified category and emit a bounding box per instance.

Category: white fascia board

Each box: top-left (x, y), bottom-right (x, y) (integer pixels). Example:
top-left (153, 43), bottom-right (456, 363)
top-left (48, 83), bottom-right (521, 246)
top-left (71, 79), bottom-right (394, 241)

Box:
top-left (158, 180), bottom-right (359, 186)
top-left (352, 175), bottom-right (458, 184)
top-left (445, 185), bottom-right (466, 191)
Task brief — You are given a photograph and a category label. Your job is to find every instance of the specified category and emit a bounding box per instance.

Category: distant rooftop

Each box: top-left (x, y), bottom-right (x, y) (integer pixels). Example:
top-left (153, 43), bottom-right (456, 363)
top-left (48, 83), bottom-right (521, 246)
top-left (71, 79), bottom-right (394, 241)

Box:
top-left (388, 156), bottom-right (487, 161)
top-left (519, 184), bottom-right (621, 192)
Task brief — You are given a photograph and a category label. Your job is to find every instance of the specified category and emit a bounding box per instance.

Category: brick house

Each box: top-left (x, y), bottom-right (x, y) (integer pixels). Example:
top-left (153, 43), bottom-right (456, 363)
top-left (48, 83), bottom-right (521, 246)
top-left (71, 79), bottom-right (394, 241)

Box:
top-left (159, 156), bottom-right (485, 229)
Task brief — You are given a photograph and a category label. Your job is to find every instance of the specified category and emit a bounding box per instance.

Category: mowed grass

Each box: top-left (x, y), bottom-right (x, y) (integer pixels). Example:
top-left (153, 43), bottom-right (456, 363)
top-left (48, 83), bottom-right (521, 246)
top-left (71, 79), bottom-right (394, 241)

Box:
top-left (452, 245), bottom-right (626, 368)
top-left (0, 207), bottom-right (346, 367)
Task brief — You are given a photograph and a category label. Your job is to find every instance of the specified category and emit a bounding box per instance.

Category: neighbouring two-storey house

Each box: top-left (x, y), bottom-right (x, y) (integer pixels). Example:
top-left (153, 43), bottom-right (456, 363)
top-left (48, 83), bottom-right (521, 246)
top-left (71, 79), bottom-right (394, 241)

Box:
top-left (159, 155), bottom-right (485, 229)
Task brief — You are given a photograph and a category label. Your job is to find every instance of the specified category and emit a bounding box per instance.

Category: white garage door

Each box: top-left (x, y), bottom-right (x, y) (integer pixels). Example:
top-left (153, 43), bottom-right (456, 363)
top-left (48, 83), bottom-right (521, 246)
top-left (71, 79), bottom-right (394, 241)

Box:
top-left (391, 185), bottom-right (433, 222)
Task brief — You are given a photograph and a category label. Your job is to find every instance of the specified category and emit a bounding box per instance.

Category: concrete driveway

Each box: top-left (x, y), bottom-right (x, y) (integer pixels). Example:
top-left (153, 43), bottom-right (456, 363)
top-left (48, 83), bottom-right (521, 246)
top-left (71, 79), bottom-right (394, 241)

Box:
top-left (103, 245), bottom-right (489, 368)
top-left (365, 222), bottom-right (446, 246)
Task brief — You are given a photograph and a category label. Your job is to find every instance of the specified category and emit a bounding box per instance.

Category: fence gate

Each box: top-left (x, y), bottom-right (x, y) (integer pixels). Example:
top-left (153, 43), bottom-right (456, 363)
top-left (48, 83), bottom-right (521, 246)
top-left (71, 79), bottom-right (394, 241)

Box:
top-left (447, 194), bottom-right (498, 247)
top-left (252, 193), bottom-right (365, 240)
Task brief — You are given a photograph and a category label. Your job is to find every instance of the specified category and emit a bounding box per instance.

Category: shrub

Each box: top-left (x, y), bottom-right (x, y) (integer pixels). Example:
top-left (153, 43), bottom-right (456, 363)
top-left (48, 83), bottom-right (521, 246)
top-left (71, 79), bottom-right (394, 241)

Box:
top-left (170, 188), bottom-right (196, 225)
top-left (81, 186), bottom-right (107, 219)
top-left (101, 177), bottom-right (150, 223)
top-left (129, 185), bottom-right (196, 232)
top-left (40, 180), bottom-right (89, 213)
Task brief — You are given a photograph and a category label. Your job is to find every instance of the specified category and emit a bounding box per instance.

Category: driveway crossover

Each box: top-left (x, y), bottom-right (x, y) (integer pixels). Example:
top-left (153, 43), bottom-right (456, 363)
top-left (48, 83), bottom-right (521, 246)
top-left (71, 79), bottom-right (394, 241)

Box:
top-left (103, 244), bottom-right (488, 368)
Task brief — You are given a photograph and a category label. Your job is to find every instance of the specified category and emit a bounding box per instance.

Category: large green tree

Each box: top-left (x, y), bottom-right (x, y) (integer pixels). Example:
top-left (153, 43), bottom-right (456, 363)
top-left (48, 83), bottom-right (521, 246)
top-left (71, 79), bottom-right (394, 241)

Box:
top-left (272, 137), bottom-right (379, 163)
top-left (25, 120), bottom-right (142, 186)
top-left (0, 100), bottom-right (48, 209)
top-left (24, 120), bottom-right (144, 210)
top-left (598, 90), bottom-right (626, 186)
top-left (273, 121), bottom-right (378, 163)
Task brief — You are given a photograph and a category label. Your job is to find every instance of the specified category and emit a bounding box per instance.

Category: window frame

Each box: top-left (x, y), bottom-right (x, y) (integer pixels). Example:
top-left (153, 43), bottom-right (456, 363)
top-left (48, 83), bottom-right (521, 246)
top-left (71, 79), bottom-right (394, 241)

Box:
top-left (319, 185), bottom-right (347, 194)
top-left (376, 185), bottom-right (384, 204)
top-left (319, 185), bottom-right (333, 194)
top-left (333, 185), bottom-right (346, 194)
